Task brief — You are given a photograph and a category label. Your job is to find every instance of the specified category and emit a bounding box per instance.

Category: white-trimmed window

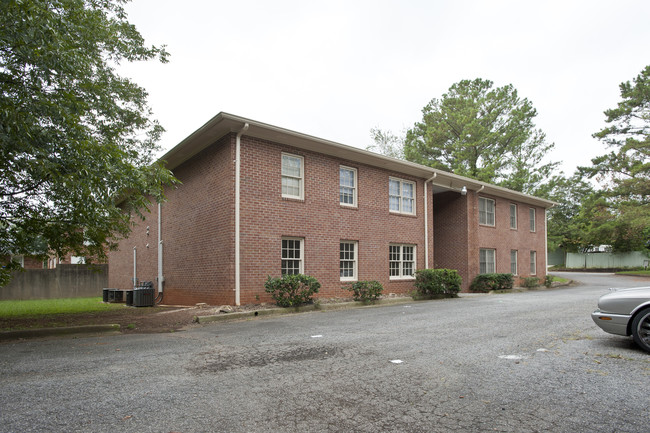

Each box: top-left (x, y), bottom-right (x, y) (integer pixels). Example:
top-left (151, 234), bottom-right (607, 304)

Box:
top-left (389, 178), bottom-right (415, 214)
top-left (10, 255), bottom-right (24, 268)
top-left (479, 248), bottom-right (496, 274)
top-left (510, 204), bottom-right (517, 229)
top-left (339, 166), bottom-right (357, 207)
top-left (530, 251), bottom-right (537, 275)
top-left (340, 241), bottom-right (358, 281)
top-left (529, 208), bottom-right (536, 232)
top-left (281, 237), bottom-right (304, 275)
top-left (510, 250), bottom-right (518, 275)
top-left (389, 244), bottom-right (416, 279)
top-left (479, 197), bottom-right (495, 226)
top-left (281, 153), bottom-right (304, 199)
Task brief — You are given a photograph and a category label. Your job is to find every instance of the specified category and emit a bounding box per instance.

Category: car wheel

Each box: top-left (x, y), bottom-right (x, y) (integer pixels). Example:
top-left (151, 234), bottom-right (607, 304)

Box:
top-left (631, 307), bottom-right (650, 353)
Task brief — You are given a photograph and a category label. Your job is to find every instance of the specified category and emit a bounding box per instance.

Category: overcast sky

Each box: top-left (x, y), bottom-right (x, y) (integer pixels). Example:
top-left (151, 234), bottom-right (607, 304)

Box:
top-left (119, 0), bottom-right (650, 175)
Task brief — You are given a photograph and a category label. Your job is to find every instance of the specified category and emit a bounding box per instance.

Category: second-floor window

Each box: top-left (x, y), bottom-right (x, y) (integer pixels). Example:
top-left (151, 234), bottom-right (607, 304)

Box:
top-left (339, 166), bottom-right (357, 206)
top-left (281, 153), bottom-right (304, 199)
top-left (479, 197), bottom-right (495, 226)
top-left (529, 208), bottom-right (536, 232)
top-left (510, 204), bottom-right (517, 229)
top-left (389, 178), bottom-right (415, 214)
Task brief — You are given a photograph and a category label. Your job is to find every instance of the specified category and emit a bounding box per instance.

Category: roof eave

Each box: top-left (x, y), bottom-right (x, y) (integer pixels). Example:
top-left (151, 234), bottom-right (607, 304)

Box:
top-left (159, 112), bottom-right (557, 209)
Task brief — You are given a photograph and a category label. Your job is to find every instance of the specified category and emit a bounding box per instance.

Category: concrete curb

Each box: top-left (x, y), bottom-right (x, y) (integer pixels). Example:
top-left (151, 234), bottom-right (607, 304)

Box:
top-left (194, 296), bottom-right (452, 324)
top-left (0, 324), bottom-right (121, 342)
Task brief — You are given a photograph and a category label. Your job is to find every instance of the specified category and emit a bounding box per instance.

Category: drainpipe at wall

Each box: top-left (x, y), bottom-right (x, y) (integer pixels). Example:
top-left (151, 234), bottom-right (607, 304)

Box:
top-left (133, 247), bottom-right (137, 288)
top-left (545, 204), bottom-right (554, 274)
top-left (157, 202), bottom-right (164, 294)
top-left (424, 173), bottom-right (437, 269)
top-left (235, 122), bottom-right (250, 306)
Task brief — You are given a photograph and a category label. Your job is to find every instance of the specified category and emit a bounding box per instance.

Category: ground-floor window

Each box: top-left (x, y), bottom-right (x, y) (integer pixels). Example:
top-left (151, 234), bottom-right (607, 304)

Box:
top-left (340, 241), bottom-right (358, 281)
top-left (530, 251), bottom-right (537, 275)
top-left (510, 250), bottom-right (518, 275)
top-left (479, 248), bottom-right (496, 274)
top-left (389, 244), bottom-right (416, 279)
top-left (281, 237), bottom-right (304, 275)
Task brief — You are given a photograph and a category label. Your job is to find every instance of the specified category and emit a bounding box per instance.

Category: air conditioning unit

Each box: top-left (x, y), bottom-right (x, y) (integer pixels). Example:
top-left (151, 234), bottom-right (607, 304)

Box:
top-left (133, 281), bottom-right (154, 307)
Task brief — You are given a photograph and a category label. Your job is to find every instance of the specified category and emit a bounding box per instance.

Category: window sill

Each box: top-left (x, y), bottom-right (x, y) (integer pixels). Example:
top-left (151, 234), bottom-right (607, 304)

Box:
top-left (389, 277), bottom-right (416, 281)
top-left (282, 196), bottom-right (305, 203)
top-left (389, 211), bottom-right (417, 218)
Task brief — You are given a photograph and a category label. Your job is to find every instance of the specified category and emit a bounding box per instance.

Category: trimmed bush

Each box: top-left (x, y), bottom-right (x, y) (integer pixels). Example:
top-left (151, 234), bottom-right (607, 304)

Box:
top-left (522, 277), bottom-right (540, 288)
top-left (544, 275), bottom-right (553, 288)
top-left (470, 273), bottom-right (514, 292)
top-left (414, 269), bottom-right (461, 295)
top-left (264, 274), bottom-right (320, 307)
top-left (346, 280), bottom-right (384, 302)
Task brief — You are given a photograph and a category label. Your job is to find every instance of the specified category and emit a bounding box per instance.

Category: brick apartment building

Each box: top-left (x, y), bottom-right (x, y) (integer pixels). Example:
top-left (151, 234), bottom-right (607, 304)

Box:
top-left (107, 113), bottom-right (554, 306)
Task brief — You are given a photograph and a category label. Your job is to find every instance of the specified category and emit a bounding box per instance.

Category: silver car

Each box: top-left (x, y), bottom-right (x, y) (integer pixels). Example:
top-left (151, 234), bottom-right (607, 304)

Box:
top-left (592, 286), bottom-right (650, 353)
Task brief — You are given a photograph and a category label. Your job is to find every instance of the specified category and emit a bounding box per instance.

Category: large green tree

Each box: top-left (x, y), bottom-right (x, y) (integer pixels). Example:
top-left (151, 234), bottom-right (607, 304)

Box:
top-left (0, 0), bottom-right (176, 281)
top-left (536, 174), bottom-right (599, 253)
top-left (580, 65), bottom-right (650, 251)
top-left (404, 78), bottom-right (558, 194)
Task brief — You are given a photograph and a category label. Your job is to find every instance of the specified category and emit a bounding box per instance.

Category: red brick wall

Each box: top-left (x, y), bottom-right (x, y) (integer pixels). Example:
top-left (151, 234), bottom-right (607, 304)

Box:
top-left (432, 191), bottom-right (471, 290)
top-left (23, 257), bottom-right (44, 269)
top-left (108, 134), bottom-right (235, 305)
top-left (475, 193), bottom-right (547, 284)
top-left (433, 190), bottom-right (547, 290)
top-left (238, 136), bottom-right (430, 304)
top-left (108, 131), bottom-right (547, 305)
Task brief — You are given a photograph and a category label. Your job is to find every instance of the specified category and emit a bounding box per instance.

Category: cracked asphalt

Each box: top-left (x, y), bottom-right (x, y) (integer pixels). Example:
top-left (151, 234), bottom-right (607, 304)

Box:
top-left (1, 272), bottom-right (649, 432)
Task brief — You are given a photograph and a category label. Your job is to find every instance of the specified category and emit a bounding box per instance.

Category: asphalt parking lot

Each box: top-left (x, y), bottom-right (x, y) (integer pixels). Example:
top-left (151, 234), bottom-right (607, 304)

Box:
top-left (1, 272), bottom-right (649, 433)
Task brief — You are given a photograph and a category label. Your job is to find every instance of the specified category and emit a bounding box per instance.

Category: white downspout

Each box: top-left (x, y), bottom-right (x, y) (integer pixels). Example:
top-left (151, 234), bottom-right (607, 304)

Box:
top-left (545, 204), bottom-right (554, 274)
top-left (235, 122), bottom-right (249, 306)
top-left (424, 173), bottom-right (437, 269)
top-left (157, 202), bottom-right (163, 294)
top-left (133, 246), bottom-right (137, 288)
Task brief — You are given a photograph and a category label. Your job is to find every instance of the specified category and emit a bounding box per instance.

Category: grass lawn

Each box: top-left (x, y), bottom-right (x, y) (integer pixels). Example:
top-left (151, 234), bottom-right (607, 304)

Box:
top-left (616, 270), bottom-right (650, 276)
top-left (0, 297), bottom-right (125, 318)
top-left (548, 275), bottom-right (570, 283)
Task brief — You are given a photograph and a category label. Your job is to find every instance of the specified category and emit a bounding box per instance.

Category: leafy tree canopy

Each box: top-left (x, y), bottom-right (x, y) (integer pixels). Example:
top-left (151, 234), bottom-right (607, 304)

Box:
top-left (1, 0), bottom-right (176, 279)
top-left (367, 127), bottom-right (404, 159)
top-left (580, 65), bottom-right (650, 251)
top-left (404, 78), bottom-right (559, 194)
top-left (536, 174), bottom-right (601, 253)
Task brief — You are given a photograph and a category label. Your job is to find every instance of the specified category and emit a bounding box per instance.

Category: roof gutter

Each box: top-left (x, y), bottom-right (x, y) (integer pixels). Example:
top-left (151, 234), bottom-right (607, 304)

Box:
top-left (235, 122), bottom-right (249, 306)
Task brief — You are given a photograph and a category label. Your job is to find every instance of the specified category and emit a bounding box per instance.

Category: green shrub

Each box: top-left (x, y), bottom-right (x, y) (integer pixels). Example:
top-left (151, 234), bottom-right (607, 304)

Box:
top-left (522, 277), bottom-right (540, 288)
top-left (544, 275), bottom-right (553, 288)
top-left (346, 280), bottom-right (383, 302)
top-left (414, 269), bottom-right (461, 295)
top-left (264, 274), bottom-right (320, 307)
top-left (470, 273), bottom-right (514, 292)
